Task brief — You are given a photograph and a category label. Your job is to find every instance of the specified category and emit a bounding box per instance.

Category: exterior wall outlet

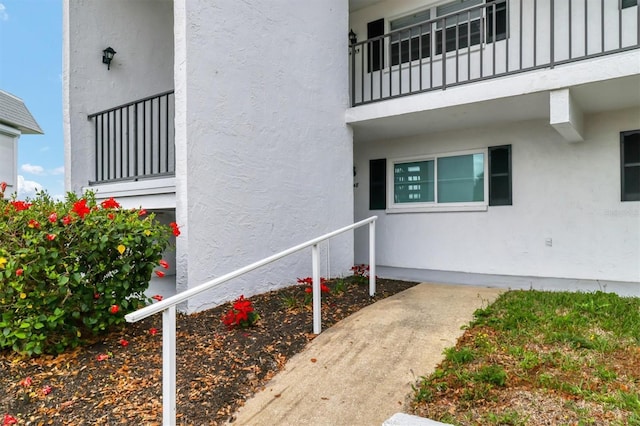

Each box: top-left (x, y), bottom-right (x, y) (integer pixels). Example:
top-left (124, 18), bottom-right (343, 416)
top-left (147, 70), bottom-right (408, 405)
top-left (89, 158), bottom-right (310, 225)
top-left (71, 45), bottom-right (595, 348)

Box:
top-left (545, 238), bottom-right (553, 247)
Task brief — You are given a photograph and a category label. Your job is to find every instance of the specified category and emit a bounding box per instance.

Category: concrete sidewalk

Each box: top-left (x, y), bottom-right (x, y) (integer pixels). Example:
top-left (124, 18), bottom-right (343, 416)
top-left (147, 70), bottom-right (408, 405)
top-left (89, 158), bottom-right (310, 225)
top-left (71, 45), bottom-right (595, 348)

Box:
top-left (228, 283), bottom-right (504, 426)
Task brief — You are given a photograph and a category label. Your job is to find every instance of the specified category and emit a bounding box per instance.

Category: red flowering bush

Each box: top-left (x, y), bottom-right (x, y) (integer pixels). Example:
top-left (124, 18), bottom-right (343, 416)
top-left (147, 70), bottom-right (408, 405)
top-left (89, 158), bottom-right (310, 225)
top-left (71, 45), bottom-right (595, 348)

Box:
top-left (221, 295), bottom-right (259, 329)
top-left (297, 276), bottom-right (330, 294)
top-left (0, 188), bottom-right (173, 355)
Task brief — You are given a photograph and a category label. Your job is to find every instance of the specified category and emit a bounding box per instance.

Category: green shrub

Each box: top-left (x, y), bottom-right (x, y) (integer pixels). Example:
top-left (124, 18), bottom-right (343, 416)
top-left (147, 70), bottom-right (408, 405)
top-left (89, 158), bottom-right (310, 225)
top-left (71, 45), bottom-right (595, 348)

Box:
top-left (0, 188), bottom-right (174, 355)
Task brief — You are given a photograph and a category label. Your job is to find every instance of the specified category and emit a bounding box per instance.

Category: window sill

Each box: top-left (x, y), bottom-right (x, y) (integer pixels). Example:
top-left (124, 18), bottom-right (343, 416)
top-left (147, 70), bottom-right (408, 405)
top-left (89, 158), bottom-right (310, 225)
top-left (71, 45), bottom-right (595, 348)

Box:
top-left (386, 204), bottom-right (488, 214)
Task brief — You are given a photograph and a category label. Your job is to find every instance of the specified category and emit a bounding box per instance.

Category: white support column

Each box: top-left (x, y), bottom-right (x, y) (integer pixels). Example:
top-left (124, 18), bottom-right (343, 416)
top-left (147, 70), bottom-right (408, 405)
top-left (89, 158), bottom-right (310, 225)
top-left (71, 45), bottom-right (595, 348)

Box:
top-left (550, 88), bottom-right (584, 142)
top-left (162, 306), bottom-right (177, 426)
top-left (312, 243), bottom-right (321, 334)
top-left (369, 220), bottom-right (376, 297)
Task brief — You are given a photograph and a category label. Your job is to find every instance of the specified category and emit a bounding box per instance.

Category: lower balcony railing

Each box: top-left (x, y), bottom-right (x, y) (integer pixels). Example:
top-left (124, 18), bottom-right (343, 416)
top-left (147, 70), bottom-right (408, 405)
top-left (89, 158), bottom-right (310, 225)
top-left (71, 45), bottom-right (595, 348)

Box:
top-left (350, 0), bottom-right (640, 106)
top-left (88, 90), bottom-right (175, 184)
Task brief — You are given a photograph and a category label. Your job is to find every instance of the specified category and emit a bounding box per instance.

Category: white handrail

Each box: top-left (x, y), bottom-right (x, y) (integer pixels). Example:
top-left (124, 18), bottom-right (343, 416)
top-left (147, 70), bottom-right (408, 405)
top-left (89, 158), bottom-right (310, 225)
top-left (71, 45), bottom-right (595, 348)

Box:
top-left (124, 216), bottom-right (377, 426)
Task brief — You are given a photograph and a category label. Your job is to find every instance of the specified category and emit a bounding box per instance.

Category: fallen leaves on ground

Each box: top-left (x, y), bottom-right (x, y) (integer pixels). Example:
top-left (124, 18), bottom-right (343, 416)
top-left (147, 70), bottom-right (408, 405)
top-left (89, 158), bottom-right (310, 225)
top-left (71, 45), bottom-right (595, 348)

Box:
top-left (0, 278), bottom-right (416, 425)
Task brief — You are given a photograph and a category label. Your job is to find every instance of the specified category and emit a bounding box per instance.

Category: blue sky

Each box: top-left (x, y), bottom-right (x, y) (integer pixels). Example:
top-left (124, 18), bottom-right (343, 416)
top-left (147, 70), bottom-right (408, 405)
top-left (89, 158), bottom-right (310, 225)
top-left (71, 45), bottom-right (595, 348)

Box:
top-left (0, 0), bottom-right (64, 199)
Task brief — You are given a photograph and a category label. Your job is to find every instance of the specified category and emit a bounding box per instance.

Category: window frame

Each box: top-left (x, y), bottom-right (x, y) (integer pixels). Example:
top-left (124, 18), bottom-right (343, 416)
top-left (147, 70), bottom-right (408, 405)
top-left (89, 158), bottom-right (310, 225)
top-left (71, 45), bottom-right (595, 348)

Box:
top-left (621, 129), bottom-right (640, 202)
top-left (387, 148), bottom-right (489, 213)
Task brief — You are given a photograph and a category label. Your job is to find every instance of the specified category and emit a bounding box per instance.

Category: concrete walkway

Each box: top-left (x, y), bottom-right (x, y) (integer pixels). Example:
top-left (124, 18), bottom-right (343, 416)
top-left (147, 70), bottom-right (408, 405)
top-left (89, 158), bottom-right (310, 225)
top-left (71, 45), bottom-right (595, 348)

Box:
top-left (229, 283), bottom-right (504, 426)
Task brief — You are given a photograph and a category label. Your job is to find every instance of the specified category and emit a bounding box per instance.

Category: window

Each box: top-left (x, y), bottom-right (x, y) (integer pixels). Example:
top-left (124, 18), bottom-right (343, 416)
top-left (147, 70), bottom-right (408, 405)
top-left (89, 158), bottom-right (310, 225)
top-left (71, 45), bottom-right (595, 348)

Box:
top-left (621, 130), bottom-right (640, 201)
top-left (387, 0), bottom-right (508, 63)
top-left (394, 160), bottom-right (435, 203)
top-left (369, 159), bottom-right (387, 210)
top-left (435, 0), bottom-right (484, 55)
top-left (622, 0), bottom-right (637, 9)
top-left (391, 150), bottom-right (486, 208)
top-left (488, 145), bottom-right (512, 205)
top-left (390, 10), bottom-right (432, 66)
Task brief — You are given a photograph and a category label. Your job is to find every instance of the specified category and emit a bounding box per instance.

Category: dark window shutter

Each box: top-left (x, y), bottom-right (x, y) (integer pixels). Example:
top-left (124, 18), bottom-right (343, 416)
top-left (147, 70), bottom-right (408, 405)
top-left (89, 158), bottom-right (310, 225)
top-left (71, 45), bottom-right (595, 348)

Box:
top-left (488, 145), bottom-right (512, 206)
top-left (369, 159), bottom-right (386, 210)
top-left (621, 130), bottom-right (640, 201)
top-left (486, 0), bottom-right (507, 43)
top-left (367, 19), bottom-right (385, 73)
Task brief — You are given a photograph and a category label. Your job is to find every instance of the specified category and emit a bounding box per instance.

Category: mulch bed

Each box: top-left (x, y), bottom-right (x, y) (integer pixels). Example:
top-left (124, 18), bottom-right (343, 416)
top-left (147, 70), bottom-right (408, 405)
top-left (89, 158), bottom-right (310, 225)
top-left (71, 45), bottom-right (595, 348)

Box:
top-left (0, 277), bottom-right (417, 425)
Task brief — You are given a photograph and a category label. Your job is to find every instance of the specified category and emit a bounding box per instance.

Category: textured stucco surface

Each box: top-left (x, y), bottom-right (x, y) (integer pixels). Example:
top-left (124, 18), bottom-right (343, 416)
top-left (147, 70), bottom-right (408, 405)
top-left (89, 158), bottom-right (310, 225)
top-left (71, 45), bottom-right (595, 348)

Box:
top-left (175, 0), bottom-right (354, 311)
top-left (354, 107), bottom-right (640, 285)
top-left (63, 0), bottom-right (174, 194)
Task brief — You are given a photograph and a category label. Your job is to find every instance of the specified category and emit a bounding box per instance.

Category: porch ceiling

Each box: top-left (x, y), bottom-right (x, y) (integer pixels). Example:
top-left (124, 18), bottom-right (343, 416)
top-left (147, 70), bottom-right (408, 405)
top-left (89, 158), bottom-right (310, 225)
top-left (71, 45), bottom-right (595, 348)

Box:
top-left (348, 73), bottom-right (640, 144)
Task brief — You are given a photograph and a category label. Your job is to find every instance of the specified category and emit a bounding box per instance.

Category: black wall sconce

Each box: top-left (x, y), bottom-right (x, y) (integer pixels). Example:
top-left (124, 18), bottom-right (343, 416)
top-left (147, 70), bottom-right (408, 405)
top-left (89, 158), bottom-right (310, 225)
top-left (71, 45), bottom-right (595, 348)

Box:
top-left (102, 47), bottom-right (116, 70)
top-left (349, 29), bottom-right (357, 45)
top-left (349, 29), bottom-right (359, 54)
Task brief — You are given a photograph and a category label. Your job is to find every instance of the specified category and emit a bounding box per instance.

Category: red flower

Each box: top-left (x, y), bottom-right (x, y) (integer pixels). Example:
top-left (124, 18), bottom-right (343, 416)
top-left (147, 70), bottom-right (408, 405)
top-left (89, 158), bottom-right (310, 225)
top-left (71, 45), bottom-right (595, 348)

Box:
top-left (169, 222), bottom-right (181, 236)
top-left (152, 294), bottom-right (163, 301)
top-left (62, 215), bottom-right (73, 226)
top-left (149, 328), bottom-right (158, 336)
top-left (304, 287), bottom-right (312, 293)
top-left (0, 181), bottom-right (6, 193)
top-left (3, 414), bottom-right (18, 425)
top-left (15, 269), bottom-right (23, 277)
top-left (107, 213), bottom-right (115, 220)
top-left (159, 260), bottom-right (169, 269)
top-left (42, 385), bottom-right (53, 396)
top-left (94, 293), bottom-right (101, 299)
top-left (109, 305), bottom-right (119, 314)
top-left (28, 219), bottom-right (40, 229)
top-left (297, 277), bottom-right (313, 285)
top-left (46, 234), bottom-right (56, 241)
top-left (222, 310), bottom-right (237, 327)
top-left (119, 339), bottom-right (129, 347)
top-left (48, 212), bottom-right (58, 223)
top-left (19, 376), bottom-right (32, 387)
top-left (138, 209), bottom-right (147, 217)
top-left (155, 270), bottom-right (165, 278)
top-left (100, 197), bottom-right (120, 209)
top-left (321, 284), bottom-right (330, 293)
top-left (96, 354), bottom-right (109, 361)
top-left (72, 199), bottom-right (91, 218)
top-left (10, 200), bottom-right (31, 211)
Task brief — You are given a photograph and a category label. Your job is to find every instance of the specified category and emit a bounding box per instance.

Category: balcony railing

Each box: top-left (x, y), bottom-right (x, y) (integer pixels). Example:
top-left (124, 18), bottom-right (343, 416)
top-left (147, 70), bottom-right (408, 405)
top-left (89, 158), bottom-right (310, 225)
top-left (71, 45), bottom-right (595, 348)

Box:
top-left (88, 90), bottom-right (175, 184)
top-left (350, 0), bottom-right (640, 106)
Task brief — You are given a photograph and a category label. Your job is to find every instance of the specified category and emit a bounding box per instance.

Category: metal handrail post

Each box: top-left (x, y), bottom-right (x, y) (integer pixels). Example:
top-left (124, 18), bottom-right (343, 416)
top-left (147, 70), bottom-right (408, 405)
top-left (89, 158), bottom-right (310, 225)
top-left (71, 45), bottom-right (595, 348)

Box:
top-left (369, 220), bottom-right (376, 297)
top-left (312, 244), bottom-right (321, 334)
top-left (162, 306), bottom-right (177, 426)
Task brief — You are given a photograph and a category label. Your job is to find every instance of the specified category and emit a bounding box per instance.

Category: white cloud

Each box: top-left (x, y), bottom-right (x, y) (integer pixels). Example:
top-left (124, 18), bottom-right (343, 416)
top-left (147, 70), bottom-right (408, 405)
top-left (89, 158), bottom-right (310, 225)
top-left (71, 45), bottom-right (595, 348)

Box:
top-left (17, 175), bottom-right (43, 200)
top-left (21, 163), bottom-right (46, 175)
top-left (52, 166), bottom-right (65, 175)
top-left (0, 4), bottom-right (8, 21)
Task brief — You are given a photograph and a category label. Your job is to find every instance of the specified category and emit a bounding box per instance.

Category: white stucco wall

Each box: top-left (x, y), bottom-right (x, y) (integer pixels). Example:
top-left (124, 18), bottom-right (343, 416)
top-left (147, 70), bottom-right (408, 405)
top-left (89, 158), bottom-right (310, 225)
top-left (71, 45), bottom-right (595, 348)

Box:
top-left (174, 0), bottom-right (354, 312)
top-left (0, 124), bottom-right (20, 197)
top-left (354, 107), bottom-right (640, 284)
top-left (63, 0), bottom-right (174, 194)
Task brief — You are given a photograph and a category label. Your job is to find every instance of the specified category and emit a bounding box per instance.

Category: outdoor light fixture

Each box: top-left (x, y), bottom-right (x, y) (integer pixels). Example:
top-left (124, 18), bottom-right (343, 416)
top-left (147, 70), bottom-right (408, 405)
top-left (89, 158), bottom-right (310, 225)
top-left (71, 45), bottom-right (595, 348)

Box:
top-left (102, 47), bottom-right (116, 70)
top-left (349, 29), bottom-right (357, 45)
top-left (348, 29), bottom-right (359, 54)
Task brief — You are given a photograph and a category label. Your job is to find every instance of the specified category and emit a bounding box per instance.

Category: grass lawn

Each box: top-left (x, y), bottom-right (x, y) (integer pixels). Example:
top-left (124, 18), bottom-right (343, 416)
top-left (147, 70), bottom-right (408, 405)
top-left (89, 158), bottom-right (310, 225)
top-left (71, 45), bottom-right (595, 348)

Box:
top-left (408, 290), bottom-right (640, 425)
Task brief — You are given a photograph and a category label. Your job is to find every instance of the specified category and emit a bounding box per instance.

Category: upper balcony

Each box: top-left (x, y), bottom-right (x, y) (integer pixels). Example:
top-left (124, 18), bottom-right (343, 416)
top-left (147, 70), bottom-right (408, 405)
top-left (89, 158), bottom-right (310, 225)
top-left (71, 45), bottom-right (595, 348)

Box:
top-left (348, 0), bottom-right (639, 120)
top-left (86, 90), bottom-right (175, 209)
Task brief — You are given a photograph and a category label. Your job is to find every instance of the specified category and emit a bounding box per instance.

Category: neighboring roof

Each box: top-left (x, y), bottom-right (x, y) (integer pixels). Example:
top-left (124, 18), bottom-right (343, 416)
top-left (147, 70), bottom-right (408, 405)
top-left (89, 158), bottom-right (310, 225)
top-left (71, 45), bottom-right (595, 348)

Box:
top-left (0, 90), bottom-right (44, 134)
